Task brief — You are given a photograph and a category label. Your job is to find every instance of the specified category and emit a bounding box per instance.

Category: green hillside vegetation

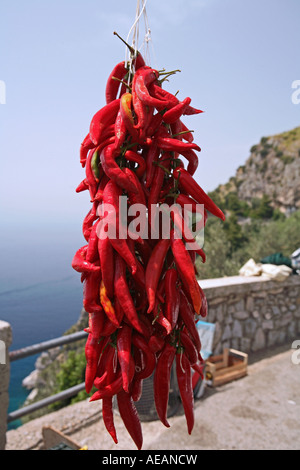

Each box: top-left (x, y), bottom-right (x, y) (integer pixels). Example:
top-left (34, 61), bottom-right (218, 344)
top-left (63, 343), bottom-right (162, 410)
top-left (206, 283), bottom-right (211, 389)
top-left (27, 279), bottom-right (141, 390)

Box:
top-left (195, 208), bottom-right (300, 280)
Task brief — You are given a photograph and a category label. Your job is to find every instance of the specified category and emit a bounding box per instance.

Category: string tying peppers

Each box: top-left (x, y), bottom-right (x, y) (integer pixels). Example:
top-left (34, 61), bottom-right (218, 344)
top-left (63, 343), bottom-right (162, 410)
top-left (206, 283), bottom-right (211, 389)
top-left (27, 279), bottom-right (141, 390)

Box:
top-left (72, 40), bottom-right (225, 449)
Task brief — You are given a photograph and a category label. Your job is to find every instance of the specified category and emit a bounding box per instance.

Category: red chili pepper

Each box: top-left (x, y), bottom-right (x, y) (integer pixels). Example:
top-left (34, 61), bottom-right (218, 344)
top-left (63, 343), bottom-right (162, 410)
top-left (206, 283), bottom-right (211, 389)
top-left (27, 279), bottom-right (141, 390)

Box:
top-left (80, 133), bottom-right (95, 168)
top-left (76, 178), bottom-right (89, 193)
top-left (132, 51), bottom-right (146, 70)
top-left (124, 149), bottom-right (146, 180)
top-left (127, 239), bottom-right (146, 292)
top-left (146, 112), bottom-right (163, 138)
top-left (97, 227), bottom-right (114, 299)
top-left (145, 139), bottom-right (160, 188)
top-left (86, 219), bottom-right (100, 263)
top-left (199, 285), bottom-right (208, 318)
top-left (180, 329), bottom-right (200, 366)
top-left (85, 335), bottom-right (109, 393)
top-left (114, 253), bottom-right (145, 335)
top-left (157, 136), bottom-right (200, 153)
top-left (170, 205), bottom-right (204, 257)
top-left (83, 271), bottom-right (102, 314)
top-left (153, 341), bottom-right (176, 428)
top-left (101, 179), bottom-right (138, 274)
top-left (82, 201), bottom-right (99, 241)
top-left (184, 104), bottom-right (203, 116)
top-left (120, 92), bottom-right (140, 142)
top-left (133, 66), bottom-right (168, 109)
top-left (90, 370), bottom-right (123, 400)
top-left (100, 279), bottom-right (120, 327)
top-left (173, 167), bottom-right (225, 221)
top-left (170, 229), bottom-right (201, 315)
top-left (179, 120), bottom-right (194, 142)
top-left (102, 396), bottom-right (118, 444)
top-left (179, 149), bottom-right (199, 175)
top-left (162, 97), bottom-right (191, 124)
top-left (175, 349), bottom-right (194, 435)
top-left (100, 143), bottom-right (138, 194)
top-left (72, 245), bottom-right (101, 274)
top-left (145, 238), bottom-right (170, 313)
top-left (125, 167), bottom-right (146, 210)
top-left (94, 174), bottom-right (109, 202)
top-left (174, 193), bottom-right (204, 214)
top-left (152, 300), bottom-right (172, 335)
top-left (87, 310), bottom-right (105, 340)
top-left (105, 61), bottom-right (128, 104)
top-left (85, 148), bottom-right (99, 201)
top-left (132, 332), bottom-right (156, 380)
top-left (164, 268), bottom-right (180, 330)
top-left (101, 297), bottom-right (124, 337)
top-left (117, 323), bottom-right (133, 393)
top-left (94, 341), bottom-right (118, 388)
top-left (147, 153), bottom-right (171, 232)
top-left (149, 83), bottom-right (179, 109)
top-left (149, 83), bottom-right (202, 116)
top-left (130, 376), bottom-right (143, 402)
top-left (178, 290), bottom-right (201, 353)
top-left (116, 389), bottom-right (143, 450)
top-left (148, 333), bottom-right (165, 353)
top-left (114, 109), bottom-right (127, 150)
top-left (89, 99), bottom-right (121, 146)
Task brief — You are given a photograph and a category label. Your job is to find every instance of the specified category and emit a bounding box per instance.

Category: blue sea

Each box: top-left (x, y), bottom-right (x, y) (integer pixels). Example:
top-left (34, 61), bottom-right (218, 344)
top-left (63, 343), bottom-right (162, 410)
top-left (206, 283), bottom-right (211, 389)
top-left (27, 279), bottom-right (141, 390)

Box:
top-left (0, 220), bottom-right (86, 430)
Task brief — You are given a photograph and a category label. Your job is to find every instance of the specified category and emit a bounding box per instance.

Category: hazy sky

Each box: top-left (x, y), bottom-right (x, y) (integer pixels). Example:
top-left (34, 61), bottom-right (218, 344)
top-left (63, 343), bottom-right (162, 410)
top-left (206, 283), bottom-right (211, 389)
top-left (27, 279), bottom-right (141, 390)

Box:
top-left (1, 0), bottom-right (299, 232)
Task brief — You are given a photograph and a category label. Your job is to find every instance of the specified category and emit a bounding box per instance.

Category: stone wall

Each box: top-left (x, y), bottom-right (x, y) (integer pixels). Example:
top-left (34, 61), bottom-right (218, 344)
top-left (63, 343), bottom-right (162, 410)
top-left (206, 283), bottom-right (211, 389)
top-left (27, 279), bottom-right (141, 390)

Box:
top-left (0, 321), bottom-right (12, 450)
top-left (199, 275), bottom-right (300, 355)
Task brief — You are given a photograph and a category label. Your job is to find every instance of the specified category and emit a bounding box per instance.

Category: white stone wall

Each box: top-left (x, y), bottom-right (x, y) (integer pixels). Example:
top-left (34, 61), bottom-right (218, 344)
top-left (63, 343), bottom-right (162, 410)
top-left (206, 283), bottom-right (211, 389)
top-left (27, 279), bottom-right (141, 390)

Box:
top-left (199, 275), bottom-right (300, 355)
top-left (0, 321), bottom-right (12, 450)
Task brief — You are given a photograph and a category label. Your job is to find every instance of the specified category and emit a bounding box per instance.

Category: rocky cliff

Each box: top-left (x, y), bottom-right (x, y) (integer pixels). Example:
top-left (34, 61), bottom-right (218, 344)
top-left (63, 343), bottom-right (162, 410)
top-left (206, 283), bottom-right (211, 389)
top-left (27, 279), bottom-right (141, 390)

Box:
top-left (214, 126), bottom-right (300, 215)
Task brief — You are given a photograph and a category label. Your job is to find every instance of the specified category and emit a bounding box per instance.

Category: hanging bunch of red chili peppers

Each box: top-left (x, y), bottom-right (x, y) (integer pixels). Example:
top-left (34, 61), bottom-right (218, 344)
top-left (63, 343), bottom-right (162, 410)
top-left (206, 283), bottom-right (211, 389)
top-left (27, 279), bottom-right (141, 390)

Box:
top-left (72, 33), bottom-right (225, 450)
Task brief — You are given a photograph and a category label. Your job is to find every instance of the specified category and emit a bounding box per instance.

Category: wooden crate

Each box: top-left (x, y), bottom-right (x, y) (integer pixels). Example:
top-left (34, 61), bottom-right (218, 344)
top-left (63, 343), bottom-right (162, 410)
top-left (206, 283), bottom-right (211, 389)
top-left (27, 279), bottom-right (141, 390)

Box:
top-left (42, 426), bottom-right (87, 450)
top-left (205, 348), bottom-right (248, 387)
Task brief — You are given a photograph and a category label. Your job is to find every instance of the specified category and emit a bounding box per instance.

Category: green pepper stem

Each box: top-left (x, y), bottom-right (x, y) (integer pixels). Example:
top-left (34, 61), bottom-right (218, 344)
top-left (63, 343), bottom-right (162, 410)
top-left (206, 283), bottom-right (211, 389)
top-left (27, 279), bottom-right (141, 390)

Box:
top-left (112, 76), bottom-right (132, 92)
top-left (172, 129), bottom-right (194, 138)
top-left (113, 31), bottom-right (135, 56)
top-left (152, 162), bottom-right (172, 175)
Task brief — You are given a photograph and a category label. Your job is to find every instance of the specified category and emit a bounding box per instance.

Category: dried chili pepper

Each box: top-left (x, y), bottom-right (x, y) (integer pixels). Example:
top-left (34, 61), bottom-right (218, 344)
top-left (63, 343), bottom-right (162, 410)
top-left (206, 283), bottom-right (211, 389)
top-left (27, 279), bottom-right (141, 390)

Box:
top-left (114, 253), bottom-right (145, 335)
top-left (173, 167), bottom-right (225, 221)
top-left (145, 238), bottom-right (170, 313)
top-left (178, 289), bottom-right (201, 353)
top-left (116, 389), bottom-right (143, 450)
top-left (85, 335), bottom-right (109, 394)
top-left (153, 341), bottom-right (176, 428)
top-left (164, 268), bottom-right (180, 330)
top-left (170, 229), bottom-right (202, 315)
top-left (105, 61), bottom-right (128, 104)
top-left (117, 323), bottom-right (133, 393)
top-left (120, 92), bottom-right (140, 142)
top-left (100, 143), bottom-right (138, 194)
top-left (102, 396), bottom-right (118, 444)
top-left (132, 332), bottom-right (156, 380)
top-left (100, 279), bottom-right (120, 327)
top-left (162, 97), bottom-right (192, 124)
top-left (89, 99), bottom-right (121, 146)
top-left (72, 245), bottom-right (100, 274)
top-left (176, 349), bottom-right (194, 434)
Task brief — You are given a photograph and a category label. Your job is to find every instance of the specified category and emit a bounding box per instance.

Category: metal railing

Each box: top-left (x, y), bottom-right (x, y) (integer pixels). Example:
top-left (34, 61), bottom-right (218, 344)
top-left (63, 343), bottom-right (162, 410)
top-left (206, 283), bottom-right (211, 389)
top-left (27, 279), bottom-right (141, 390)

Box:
top-left (7, 330), bottom-right (88, 424)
